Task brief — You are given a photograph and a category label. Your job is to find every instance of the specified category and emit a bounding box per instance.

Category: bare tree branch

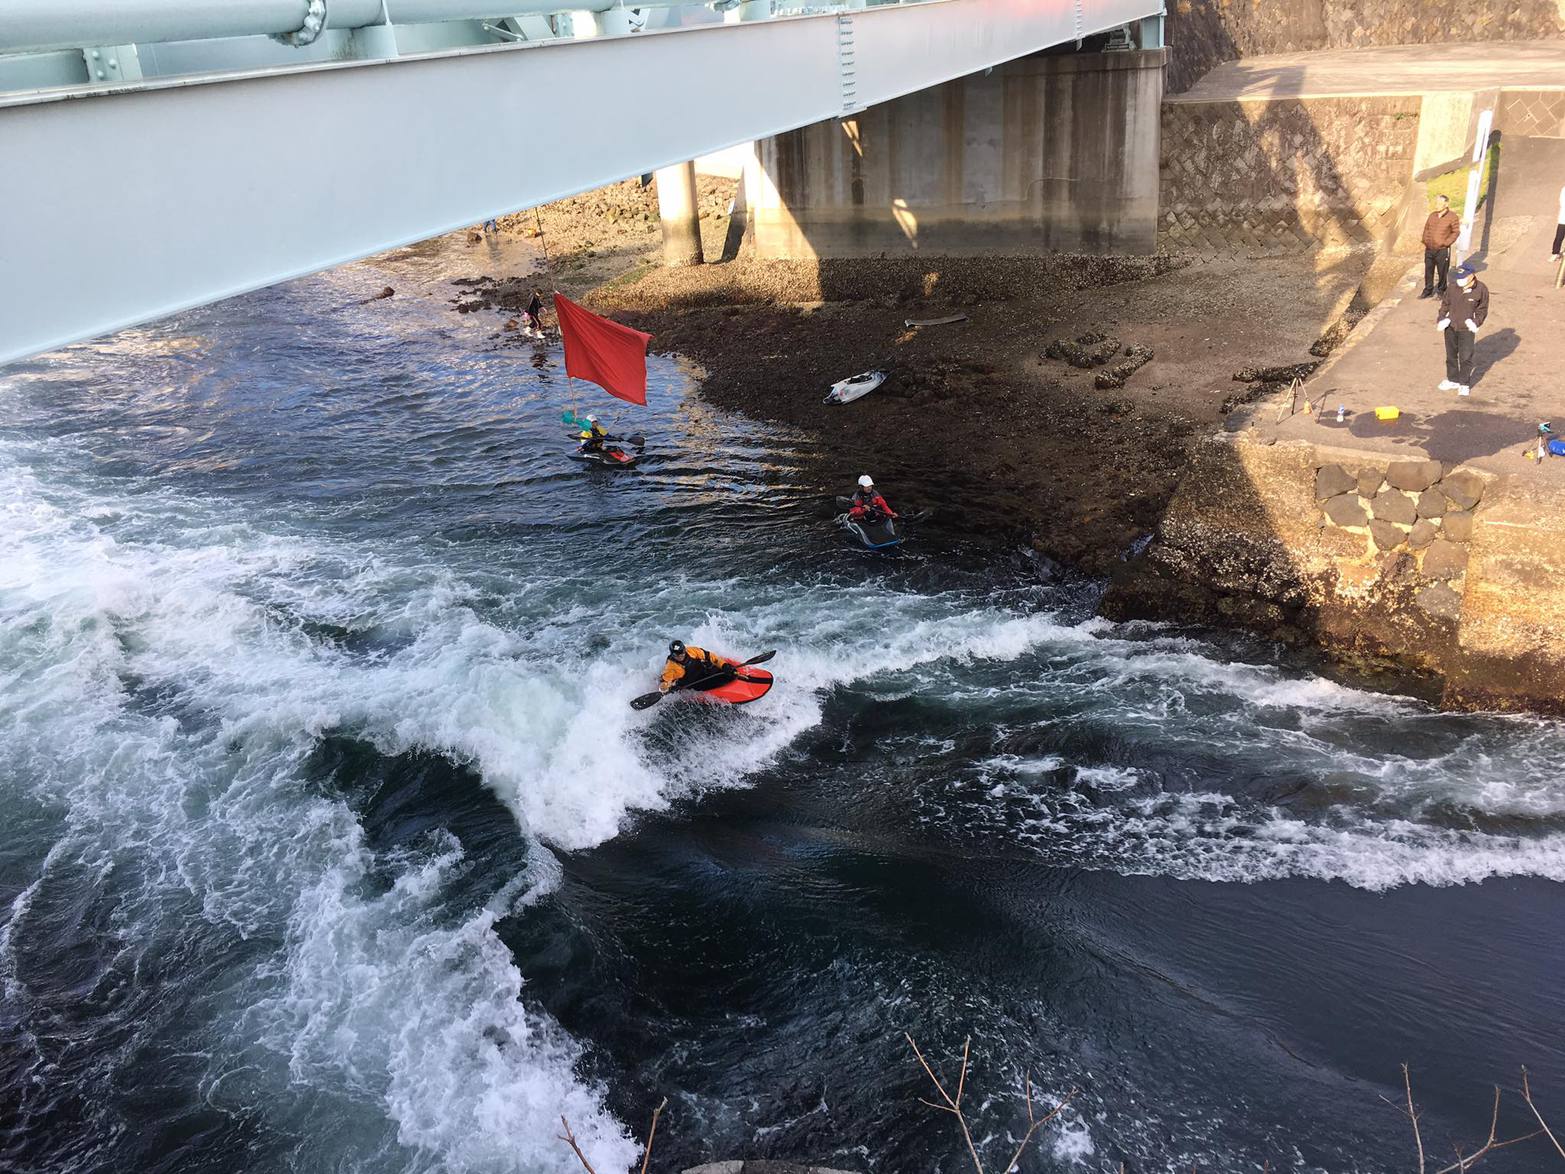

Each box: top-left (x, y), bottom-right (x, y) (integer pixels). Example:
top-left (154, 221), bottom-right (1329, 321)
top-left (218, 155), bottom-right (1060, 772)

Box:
top-left (639, 1097), bottom-right (669, 1174)
top-left (1404, 1064), bottom-right (1427, 1174)
top-left (1523, 1068), bottom-right (1565, 1161)
top-left (1387, 1070), bottom-right (1545, 1174)
top-left (994, 1073), bottom-right (1078, 1174)
top-left (557, 1116), bottom-right (598, 1174)
top-left (906, 1033), bottom-right (984, 1174)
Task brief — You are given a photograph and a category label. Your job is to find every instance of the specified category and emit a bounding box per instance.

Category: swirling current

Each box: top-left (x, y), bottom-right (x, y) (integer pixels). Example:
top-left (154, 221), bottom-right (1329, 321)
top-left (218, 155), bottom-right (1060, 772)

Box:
top-left (4, 238), bottom-right (1565, 1174)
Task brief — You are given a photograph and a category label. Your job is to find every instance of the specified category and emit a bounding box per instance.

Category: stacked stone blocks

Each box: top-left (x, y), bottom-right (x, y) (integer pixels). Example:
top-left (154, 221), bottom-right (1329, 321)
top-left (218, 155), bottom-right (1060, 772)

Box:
top-left (1159, 97), bottom-right (1421, 256)
top-left (1313, 458), bottom-right (1486, 620)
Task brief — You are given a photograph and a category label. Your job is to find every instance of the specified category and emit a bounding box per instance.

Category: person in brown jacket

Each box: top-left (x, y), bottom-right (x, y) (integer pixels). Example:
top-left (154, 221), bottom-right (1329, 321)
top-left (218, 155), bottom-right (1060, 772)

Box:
top-left (1421, 194), bottom-right (1461, 298)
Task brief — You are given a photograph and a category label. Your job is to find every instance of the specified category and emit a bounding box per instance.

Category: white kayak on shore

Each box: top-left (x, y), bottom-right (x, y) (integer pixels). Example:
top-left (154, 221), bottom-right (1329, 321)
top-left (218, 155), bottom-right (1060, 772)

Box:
top-left (824, 370), bottom-right (885, 405)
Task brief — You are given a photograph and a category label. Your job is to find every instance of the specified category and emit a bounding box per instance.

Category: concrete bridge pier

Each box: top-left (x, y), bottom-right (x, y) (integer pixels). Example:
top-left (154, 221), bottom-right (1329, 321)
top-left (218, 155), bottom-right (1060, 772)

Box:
top-left (745, 49), bottom-right (1166, 259)
top-left (655, 159), bottom-right (705, 266)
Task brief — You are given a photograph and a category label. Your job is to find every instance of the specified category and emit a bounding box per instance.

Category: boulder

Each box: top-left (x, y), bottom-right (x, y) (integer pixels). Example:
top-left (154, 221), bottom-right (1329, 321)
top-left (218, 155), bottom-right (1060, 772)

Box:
top-left (1443, 510), bottom-right (1475, 542)
top-left (1356, 467), bottom-right (1386, 496)
top-left (1423, 538), bottom-right (1469, 580)
top-left (1386, 459), bottom-right (1444, 493)
top-left (1414, 582), bottom-right (1463, 621)
top-left (1315, 464), bottom-right (1358, 500)
top-left (1416, 488), bottom-right (1448, 519)
top-left (1323, 493), bottom-right (1369, 528)
top-left (1440, 469), bottom-right (1485, 510)
top-left (1371, 489), bottom-right (1416, 525)
top-left (1370, 519), bottom-right (1406, 551)
top-left (1408, 518), bottom-right (1440, 549)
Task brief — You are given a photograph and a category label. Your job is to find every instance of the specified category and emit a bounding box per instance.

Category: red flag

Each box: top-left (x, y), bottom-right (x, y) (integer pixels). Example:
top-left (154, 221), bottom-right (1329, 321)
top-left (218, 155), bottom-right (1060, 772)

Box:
top-left (553, 293), bottom-right (652, 407)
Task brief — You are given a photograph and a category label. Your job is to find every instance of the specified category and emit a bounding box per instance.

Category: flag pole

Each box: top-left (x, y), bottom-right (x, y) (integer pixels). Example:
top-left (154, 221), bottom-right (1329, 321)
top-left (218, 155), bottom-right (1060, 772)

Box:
top-left (533, 205), bottom-right (581, 416)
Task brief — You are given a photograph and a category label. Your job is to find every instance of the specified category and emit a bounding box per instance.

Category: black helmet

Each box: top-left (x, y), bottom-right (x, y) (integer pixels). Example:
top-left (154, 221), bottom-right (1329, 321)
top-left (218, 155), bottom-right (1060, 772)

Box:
top-left (669, 640), bottom-right (686, 657)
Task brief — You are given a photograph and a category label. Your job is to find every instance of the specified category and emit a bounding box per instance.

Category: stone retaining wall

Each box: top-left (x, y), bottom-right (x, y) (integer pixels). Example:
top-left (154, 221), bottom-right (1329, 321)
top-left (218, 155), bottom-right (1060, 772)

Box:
top-left (1312, 457), bottom-right (1484, 623)
top-left (1103, 433), bottom-right (1565, 714)
top-left (1160, 96), bottom-right (1422, 256)
top-left (1167, 0), bottom-right (1565, 94)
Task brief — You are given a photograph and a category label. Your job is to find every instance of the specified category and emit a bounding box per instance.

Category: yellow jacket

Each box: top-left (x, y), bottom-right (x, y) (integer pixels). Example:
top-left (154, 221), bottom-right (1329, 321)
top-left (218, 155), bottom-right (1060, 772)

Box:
top-left (660, 646), bottom-right (731, 690)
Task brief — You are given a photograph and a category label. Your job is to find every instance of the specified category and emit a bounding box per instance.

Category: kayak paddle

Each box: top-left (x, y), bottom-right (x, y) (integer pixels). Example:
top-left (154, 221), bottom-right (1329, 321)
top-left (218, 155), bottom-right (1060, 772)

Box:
top-left (629, 650), bottom-right (776, 711)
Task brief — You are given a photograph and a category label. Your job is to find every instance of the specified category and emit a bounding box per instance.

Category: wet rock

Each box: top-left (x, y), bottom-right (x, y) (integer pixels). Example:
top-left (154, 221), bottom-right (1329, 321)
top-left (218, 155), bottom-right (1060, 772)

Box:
top-left (1094, 345), bottom-right (1155, 389)
top-left (1220, 382), bottom-right (1279, 415)
top-left (1323, 493), bottom-right (1368, 528)
top-left (1232, 361), bottom-right (1321, 384)
top-left (1408, 518), bottom-right (1439, 549)
top-left (1355, 467), bottom-right (1385, 496)
top-left (1041, 332), bottom-right (1123, 368)
top-left (1315, 464), bottom-right (1357, 500)
top-left (1370, 519), bottom-right (1406, 551)
top-left (1386, 459), bottom-right (1444, 493)
top-left (1416, 488), bottom-right (1448, 519)
top-left (1309, 310), bottom-right (1365, 358)
top-left (1423, 538), bottom-right (1469, 580)
top-left (1371, 489), bottom-right (1416, 526)
top-left (1441, 469), bottom-right (1485, 510)
top-left (1443, 510), bottom-right (1475, 542)
top-left (1414, 581), bottom-right (1463, 620)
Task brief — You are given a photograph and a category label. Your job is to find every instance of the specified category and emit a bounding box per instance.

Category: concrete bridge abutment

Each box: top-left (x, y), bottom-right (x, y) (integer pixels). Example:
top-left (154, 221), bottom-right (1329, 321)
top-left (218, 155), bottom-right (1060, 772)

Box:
top-left (745, 49), bottom-right (1166, 260)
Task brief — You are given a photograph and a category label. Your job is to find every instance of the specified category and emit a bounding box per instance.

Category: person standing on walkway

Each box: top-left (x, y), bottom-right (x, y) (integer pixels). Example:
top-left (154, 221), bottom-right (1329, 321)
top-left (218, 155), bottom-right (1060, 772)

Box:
top-left (1420, 194), bottom-right (1460, 299)
top-left (1436, 263), bottom-right (1489, 397)
top-left (1551, 181), bottom-right (1565, 261)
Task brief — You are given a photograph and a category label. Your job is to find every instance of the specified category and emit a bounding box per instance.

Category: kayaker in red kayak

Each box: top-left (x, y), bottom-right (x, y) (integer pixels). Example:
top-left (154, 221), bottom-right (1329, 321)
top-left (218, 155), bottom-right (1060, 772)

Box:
top-left (659, 640), bottom-right (739, 694)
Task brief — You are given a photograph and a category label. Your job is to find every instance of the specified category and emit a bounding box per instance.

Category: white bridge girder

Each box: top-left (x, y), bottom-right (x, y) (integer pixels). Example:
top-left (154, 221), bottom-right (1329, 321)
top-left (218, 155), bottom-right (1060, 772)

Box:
top-left (0, 0), bottom-right (1159, 365)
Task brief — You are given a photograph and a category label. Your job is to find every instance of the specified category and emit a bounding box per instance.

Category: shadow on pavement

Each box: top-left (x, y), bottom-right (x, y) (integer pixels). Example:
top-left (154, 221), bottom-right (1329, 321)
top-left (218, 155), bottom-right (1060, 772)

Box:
top-left (1413, 408), bottom-right (1534, 464)
top-left (1472, 326), bottom-right (1521, 386)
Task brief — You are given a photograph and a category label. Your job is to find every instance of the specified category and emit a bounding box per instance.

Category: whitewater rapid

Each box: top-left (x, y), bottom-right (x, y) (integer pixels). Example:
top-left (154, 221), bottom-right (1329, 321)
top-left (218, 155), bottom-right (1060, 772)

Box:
top-left (6, 244), bottom-right (1565, 1174)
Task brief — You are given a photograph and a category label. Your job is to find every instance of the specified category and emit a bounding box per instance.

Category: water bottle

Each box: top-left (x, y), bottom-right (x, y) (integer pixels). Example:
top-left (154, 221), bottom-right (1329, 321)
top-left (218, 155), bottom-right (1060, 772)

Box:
top-left (1337, 404), bottom-right (1346, 423)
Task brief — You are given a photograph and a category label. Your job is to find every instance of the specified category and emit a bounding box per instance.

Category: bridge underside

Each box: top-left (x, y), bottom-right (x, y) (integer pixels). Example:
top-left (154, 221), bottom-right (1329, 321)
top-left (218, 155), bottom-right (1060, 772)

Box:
top-left (0, 0), bottom-right (1161, 364)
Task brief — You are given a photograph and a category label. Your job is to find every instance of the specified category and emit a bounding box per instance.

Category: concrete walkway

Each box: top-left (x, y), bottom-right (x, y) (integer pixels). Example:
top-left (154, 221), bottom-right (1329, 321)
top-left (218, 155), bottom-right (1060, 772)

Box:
top-left (1170, 42), bottom-right (1565, 102)
top-left (1272, 135), bottom-right (1565, 479)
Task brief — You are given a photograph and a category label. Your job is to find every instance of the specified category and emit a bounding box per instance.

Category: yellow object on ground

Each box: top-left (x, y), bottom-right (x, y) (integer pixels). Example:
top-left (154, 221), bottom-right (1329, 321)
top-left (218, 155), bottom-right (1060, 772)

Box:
top-left (1374, 406), bottom-right (1401, 422)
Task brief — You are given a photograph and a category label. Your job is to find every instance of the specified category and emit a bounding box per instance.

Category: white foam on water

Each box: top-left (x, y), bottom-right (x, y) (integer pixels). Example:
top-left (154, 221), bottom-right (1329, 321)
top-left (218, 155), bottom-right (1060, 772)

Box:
top-left (0, 439), bottom-right (1093, 1171)
top-left (0, 451), bottom-right (638, 1173)
top-left (986, 783), bottom-right (1565, 891)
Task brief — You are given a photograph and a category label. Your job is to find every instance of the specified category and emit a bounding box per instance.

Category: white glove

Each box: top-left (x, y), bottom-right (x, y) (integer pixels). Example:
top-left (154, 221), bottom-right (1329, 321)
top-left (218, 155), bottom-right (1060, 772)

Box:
top-left (1465, 319), bottom-right (1480, 333)
top-left (1436, 319), bottom-right (1451, 331)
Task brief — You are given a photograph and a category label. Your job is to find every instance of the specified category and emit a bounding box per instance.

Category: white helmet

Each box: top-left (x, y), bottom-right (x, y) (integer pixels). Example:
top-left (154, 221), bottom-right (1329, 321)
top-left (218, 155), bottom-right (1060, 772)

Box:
top-left (857, 475), bottom-right (874, 488)
top-left (586, 414), bottom-right (598, 423)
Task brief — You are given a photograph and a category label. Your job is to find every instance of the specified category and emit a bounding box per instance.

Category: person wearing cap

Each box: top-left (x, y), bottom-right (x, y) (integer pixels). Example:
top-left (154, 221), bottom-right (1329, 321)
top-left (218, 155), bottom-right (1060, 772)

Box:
top-left (848, 475), bottom-right (898, 524)
top-left (578, 413), bottom-right (608, 453)
top-left (1436, 264), bottom-right (1489, 397)
top-left (1419, 194), bottom-right (1461, 299)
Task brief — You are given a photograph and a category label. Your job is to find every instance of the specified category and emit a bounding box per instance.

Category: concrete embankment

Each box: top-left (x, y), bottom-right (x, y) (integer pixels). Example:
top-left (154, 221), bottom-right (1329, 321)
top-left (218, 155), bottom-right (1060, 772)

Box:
top-left (1103, 430), bottom-right (1565, 713)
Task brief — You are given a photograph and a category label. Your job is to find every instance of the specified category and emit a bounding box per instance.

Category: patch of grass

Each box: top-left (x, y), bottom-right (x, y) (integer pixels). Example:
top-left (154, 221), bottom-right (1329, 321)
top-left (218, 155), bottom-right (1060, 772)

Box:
top-left (1425, 139), bottom-right (1501, 218)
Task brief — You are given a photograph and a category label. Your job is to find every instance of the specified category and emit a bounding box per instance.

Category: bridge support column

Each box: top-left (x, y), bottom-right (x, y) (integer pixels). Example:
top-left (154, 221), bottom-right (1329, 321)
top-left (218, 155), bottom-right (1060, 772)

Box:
top-left (748, 50), bottom-right (1167, 259)
top-left (655, 160), bottom-right (704, 267)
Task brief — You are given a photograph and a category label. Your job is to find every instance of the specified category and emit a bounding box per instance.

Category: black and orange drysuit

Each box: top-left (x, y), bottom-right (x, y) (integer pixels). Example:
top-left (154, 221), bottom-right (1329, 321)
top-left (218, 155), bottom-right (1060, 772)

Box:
top-left (660, 646), bottom-right (737, 693)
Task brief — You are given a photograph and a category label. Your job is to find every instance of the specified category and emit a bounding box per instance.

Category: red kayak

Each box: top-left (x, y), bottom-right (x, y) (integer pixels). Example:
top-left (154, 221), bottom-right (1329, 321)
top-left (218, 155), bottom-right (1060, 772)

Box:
top-left (694, 667), bottom-right (774, 706)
